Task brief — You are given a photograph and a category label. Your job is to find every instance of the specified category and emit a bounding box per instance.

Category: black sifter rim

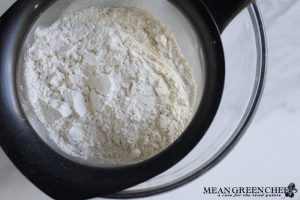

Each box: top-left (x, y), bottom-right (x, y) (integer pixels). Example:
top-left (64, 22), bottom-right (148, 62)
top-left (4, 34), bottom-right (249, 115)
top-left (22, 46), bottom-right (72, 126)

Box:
top-left (0, 0), bottom-right (226, 199)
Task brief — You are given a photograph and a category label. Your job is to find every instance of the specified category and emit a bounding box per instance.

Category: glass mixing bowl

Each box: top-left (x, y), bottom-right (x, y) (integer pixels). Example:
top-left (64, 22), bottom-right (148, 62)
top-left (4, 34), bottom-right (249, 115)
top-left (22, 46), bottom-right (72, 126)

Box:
top-left (7, 0), bottom-right (265, 198)
top-left (108, 2), bottom-right (266, 198)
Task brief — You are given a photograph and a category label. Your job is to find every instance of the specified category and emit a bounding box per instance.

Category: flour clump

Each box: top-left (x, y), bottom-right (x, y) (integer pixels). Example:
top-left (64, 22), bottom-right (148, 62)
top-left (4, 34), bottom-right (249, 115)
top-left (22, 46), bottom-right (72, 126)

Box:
top-left (25, 7), bottom-right (196, 163)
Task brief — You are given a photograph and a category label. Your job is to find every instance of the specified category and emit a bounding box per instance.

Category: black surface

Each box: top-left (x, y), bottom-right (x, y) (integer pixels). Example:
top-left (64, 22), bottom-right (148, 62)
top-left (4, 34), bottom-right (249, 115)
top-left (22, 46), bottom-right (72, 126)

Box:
top-left (202, 0), bottom-right (252, 32)
top-left (0, 0), bottom-right (225, 199)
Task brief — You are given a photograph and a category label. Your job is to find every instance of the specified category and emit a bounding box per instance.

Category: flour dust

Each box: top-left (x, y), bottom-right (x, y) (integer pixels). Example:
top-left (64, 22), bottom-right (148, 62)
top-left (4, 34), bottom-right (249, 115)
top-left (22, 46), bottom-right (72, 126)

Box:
top-left (25, 6), bottom-right (196, 164)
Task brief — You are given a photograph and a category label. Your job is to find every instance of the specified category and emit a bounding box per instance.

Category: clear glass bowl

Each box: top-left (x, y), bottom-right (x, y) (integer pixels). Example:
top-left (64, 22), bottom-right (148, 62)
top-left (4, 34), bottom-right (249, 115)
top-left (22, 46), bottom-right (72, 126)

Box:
top-left (15, 0), bottom-right (266, 197)
top-left (108, 2), bottom-right (266, 198)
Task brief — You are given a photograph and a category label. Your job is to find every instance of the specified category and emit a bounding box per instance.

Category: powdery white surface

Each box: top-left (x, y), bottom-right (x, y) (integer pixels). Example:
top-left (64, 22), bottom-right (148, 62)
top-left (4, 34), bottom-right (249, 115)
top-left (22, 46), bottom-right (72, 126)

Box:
top-left (24, 7), bottom-right (195, 163)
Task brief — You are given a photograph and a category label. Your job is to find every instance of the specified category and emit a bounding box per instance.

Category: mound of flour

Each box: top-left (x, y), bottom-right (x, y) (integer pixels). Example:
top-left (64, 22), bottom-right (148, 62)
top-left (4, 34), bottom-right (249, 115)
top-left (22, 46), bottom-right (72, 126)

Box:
top-left (25, 7), bottom-right (196, 163)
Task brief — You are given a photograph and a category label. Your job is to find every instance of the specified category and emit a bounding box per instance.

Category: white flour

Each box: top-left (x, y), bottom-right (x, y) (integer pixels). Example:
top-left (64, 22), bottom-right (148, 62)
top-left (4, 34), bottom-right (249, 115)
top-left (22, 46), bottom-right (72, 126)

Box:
top-left (25, 7), bottom-right (196, 164)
